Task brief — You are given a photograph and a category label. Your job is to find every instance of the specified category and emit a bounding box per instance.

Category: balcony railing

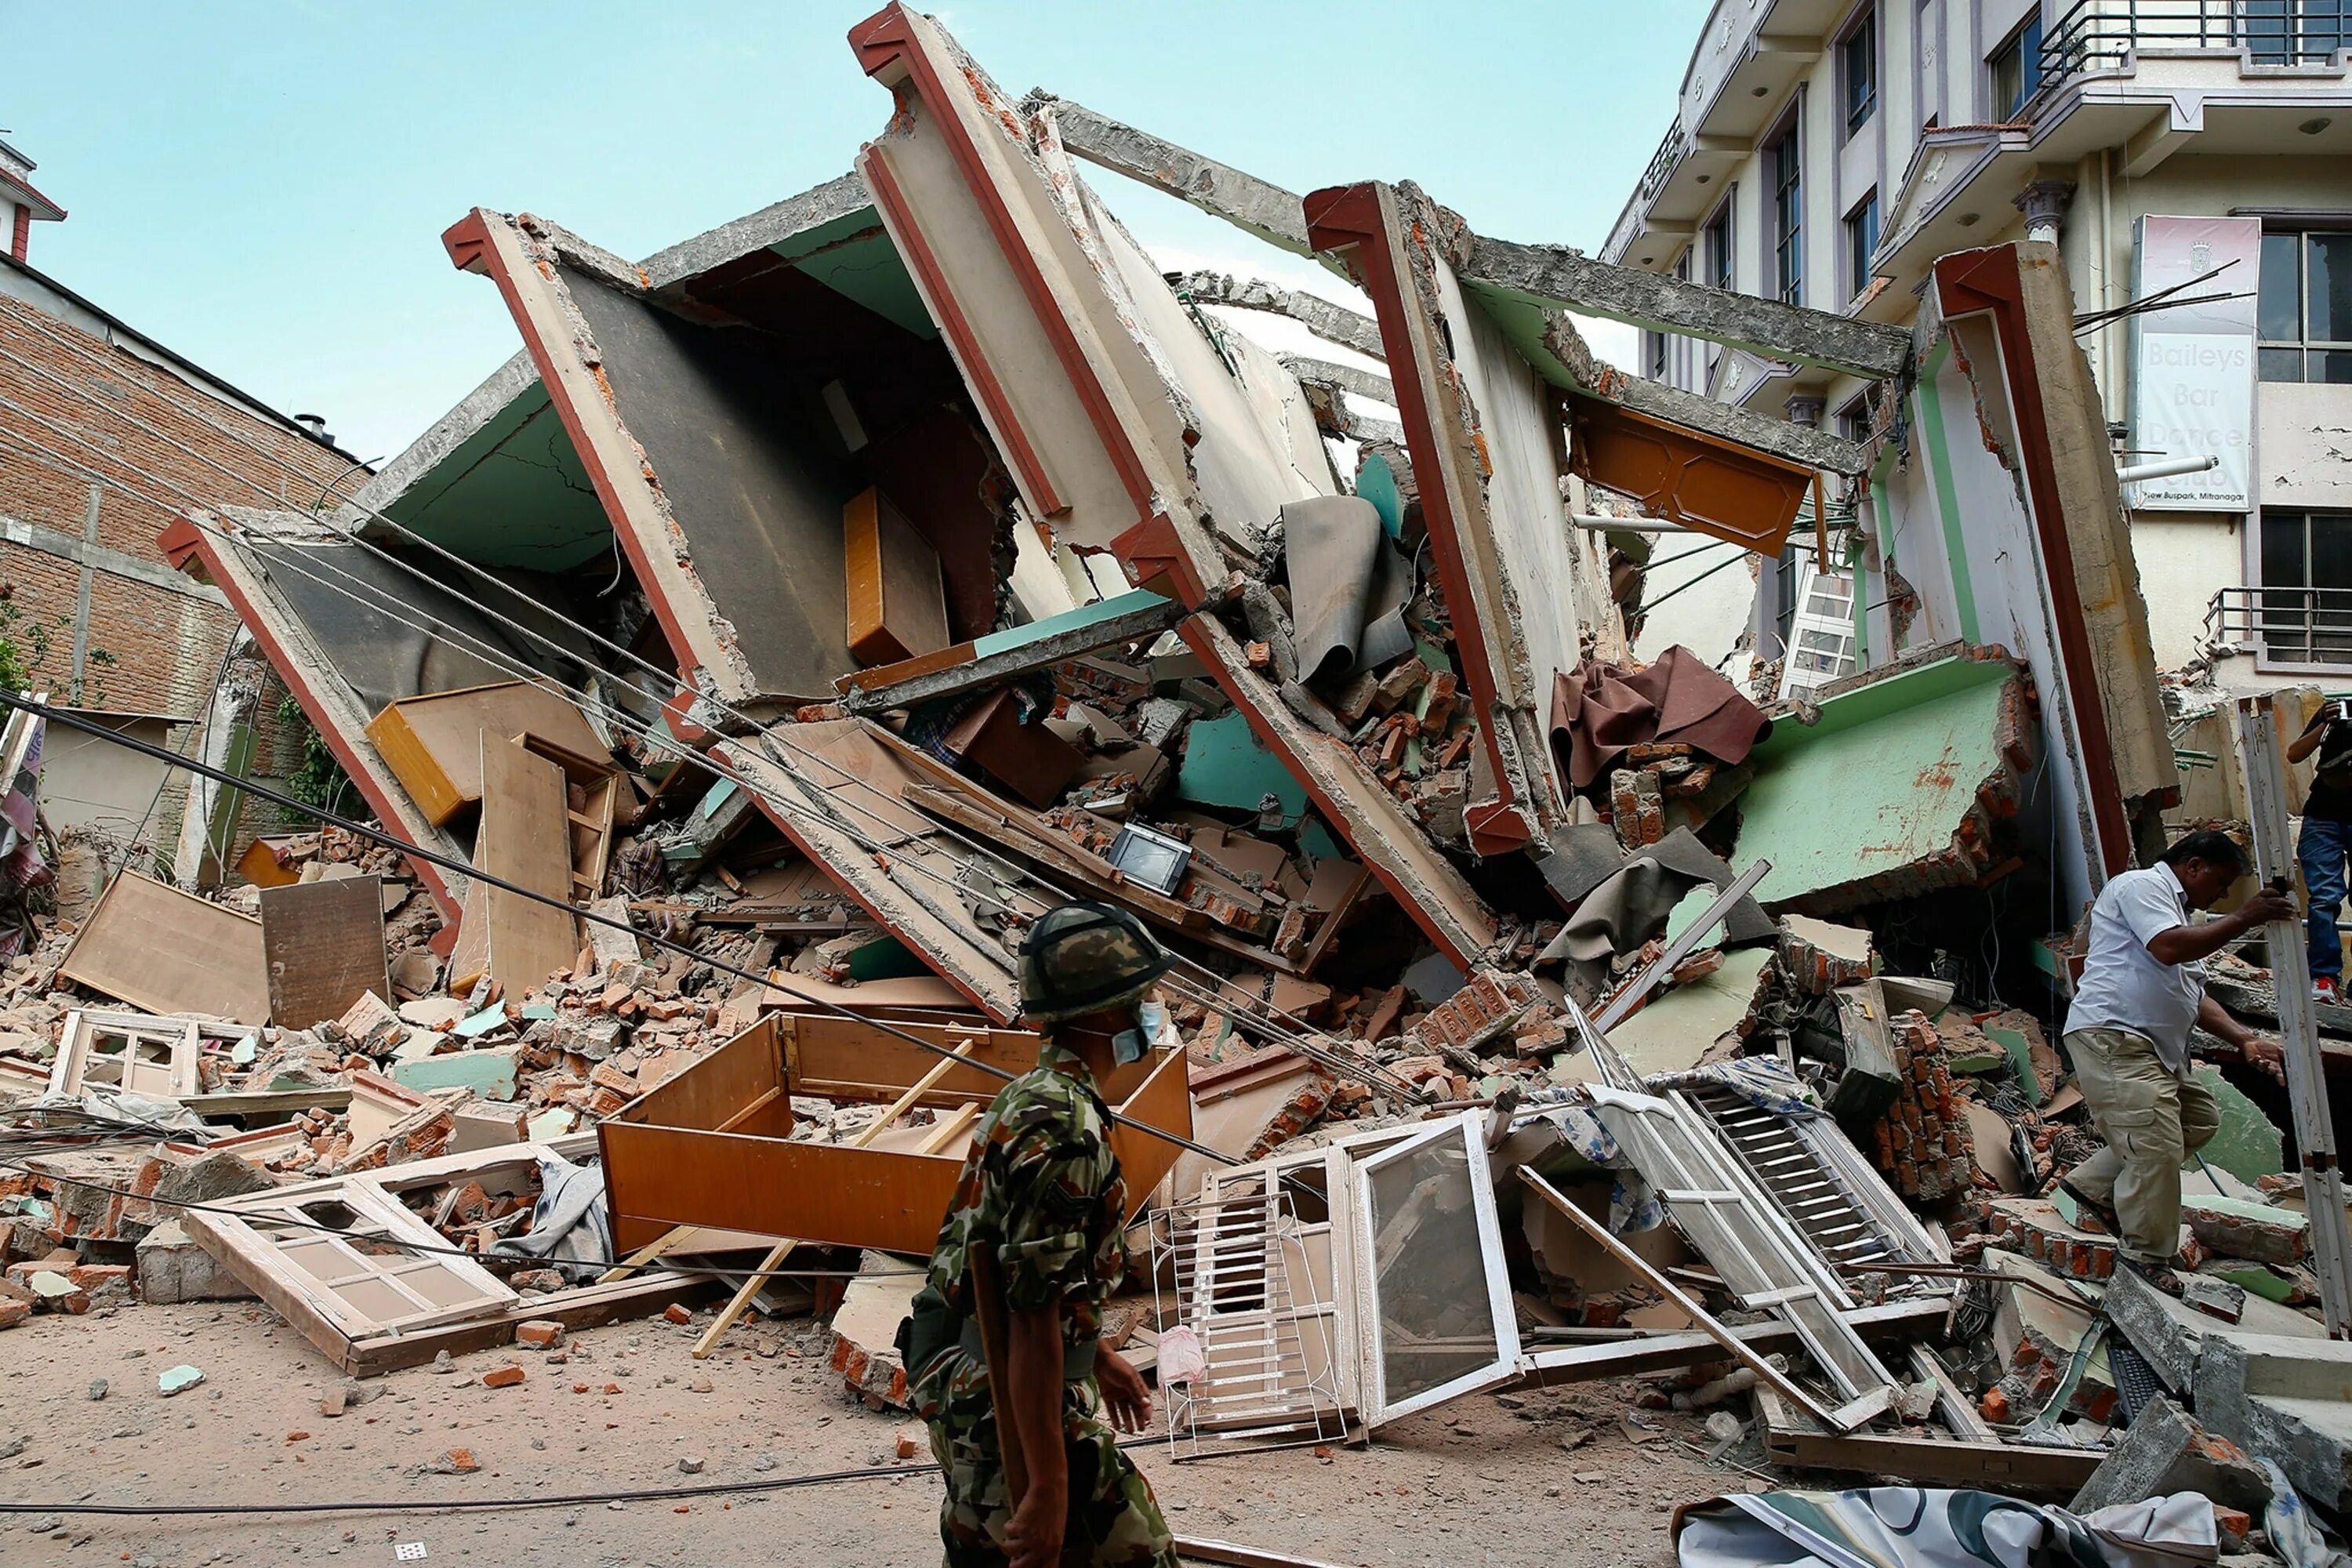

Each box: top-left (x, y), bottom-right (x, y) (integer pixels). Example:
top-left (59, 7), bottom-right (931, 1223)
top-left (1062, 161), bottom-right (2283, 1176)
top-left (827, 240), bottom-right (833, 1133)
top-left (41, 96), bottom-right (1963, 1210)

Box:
top-left (2042, 0), bottom-right (2350, 92)
top-left (1635, 119), bottom-right (1690, 207)
top-left (2207, 585), bottom-right (2352, 666)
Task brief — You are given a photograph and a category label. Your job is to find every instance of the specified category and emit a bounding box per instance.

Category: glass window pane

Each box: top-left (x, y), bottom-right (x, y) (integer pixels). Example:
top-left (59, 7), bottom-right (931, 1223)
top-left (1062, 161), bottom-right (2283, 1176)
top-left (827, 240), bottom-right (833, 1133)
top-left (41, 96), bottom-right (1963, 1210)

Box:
top-left (2317, 349), bottom-right (2352, 385)
top-left (2261, 231), bottom-right (2304, 341)
top-left (1364, 1134), bottom-right (1495, 1408)
top-left (2313, 514), bottom-right (2352, 593)
top-left (2263, 512), bottom-right (2310, 659)
top-left (2264, 512), bottom-right (2308, 589)
top-left (2310, 233), bottom-right (2352, 344)
top-left (2261, 347), bottom-right (2307, 383)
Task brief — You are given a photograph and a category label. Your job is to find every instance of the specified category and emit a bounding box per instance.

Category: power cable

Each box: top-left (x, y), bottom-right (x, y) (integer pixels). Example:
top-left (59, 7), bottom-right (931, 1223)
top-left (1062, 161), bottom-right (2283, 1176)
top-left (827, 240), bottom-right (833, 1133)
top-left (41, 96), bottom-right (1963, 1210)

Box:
top-left (0, 324), bottom-right (1392, 1081)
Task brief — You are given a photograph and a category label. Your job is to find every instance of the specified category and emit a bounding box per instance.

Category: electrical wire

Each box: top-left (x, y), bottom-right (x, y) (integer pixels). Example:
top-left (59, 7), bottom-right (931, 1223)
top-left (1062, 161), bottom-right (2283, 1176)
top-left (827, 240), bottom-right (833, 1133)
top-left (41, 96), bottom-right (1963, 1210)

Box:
top-left (0, 314), bottom-right (1412, 1085)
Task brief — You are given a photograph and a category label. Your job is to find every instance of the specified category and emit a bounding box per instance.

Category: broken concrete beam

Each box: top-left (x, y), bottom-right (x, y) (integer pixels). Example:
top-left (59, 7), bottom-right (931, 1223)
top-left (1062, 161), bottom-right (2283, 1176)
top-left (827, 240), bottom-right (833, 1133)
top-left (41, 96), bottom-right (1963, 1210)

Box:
top-left (2196, 1331), bottom-right (2352, 1512)
top-left (1025, 93), bottom-right (1313, 256)
top-left (2183, 1195), bottom-right (2310, 1268)
top-left (2071, 1394), bottom-right (2272, 1517)
top-left (1537, 311), bottom-right (1874, 476)
top-left (135, 1219), bottom-right (257, 1305)
top-left (1463, 234), bottom-right (1911, 380)
top-left (1167, 270), bottom-right (1386, 361)
top-left (448, 1102), bottom-right (530, 1155)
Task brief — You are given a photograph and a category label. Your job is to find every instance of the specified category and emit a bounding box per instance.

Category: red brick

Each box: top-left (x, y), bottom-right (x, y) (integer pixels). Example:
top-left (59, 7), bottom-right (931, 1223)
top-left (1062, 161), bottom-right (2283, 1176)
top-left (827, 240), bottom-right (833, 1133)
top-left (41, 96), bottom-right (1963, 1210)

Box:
top-left (664, 1304), bottom-right (692, 1325)
top-left (481, 1365), bottom-right (525, 1389)
top-left (514, 1320), bottom-right (564, 1349)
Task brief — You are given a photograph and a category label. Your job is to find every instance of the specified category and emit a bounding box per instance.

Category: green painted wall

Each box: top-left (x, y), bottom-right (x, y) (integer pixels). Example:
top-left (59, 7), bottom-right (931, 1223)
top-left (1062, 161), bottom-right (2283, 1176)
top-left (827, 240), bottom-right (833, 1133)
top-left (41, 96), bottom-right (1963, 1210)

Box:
top-left (1736, 656), bottom-right (2013, 906)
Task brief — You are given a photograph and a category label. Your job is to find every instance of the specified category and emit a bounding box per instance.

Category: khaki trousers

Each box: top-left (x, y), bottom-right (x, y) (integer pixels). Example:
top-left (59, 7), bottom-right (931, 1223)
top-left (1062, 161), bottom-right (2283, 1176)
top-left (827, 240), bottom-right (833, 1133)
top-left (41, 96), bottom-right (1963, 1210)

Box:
top-left (2062, 1026), bottom-right (2218, 1261)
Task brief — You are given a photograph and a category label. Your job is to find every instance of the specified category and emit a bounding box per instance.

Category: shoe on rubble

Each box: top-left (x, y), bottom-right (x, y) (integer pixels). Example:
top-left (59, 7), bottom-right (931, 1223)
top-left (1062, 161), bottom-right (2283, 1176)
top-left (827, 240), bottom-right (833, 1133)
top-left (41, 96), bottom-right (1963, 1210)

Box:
top-left (2318, 976), bottom-right (2340, 1005)
top-left (2121, 1254), bottom-right (2185, 1297)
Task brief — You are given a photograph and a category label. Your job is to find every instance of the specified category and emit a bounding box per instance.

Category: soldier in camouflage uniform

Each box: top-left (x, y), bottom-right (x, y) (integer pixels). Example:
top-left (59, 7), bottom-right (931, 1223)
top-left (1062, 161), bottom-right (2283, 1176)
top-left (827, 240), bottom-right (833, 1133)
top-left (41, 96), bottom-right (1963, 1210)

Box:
top-left (905, 902), bottom-right (1178, 1568)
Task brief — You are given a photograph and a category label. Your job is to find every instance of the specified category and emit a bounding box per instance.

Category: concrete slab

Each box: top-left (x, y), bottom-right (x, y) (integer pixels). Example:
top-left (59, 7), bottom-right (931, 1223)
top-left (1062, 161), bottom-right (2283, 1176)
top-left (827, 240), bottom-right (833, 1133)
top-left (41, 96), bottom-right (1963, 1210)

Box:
top-left (1593, 947), bottom-right (1769, 1079)
top-left (2197, 1331), bottom-right (2352, 1510)
top-left (390, 1047), bottom-right (520, 1103)
top-left (2104, 1258), bottom-right (2323, 1391)
top-left (2190, 1065), bottom-right (2285, 1185)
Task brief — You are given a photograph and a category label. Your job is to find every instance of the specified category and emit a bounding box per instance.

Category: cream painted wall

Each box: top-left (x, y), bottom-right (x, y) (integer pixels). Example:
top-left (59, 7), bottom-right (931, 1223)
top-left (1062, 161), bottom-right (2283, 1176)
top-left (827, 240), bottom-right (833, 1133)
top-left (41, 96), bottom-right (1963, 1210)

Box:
top-left (1632, 538), bottom-right (1758, 673)
top-left (2263, 381), bottom-right (2352, 511)
top-left (2128, 514), bottom-right (2245, 669)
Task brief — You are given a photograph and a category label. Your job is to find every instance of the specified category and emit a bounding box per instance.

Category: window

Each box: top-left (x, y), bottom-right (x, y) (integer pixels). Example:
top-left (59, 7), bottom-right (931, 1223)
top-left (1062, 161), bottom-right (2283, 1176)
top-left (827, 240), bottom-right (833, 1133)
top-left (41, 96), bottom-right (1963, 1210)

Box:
top-left (1841, 9), bottom-right (1878, 136)
top-left (2243, 0), bottom-right (2350, 65)
top-left (1835, 397), bottom-right (1871, 444)
top-left (1988, 13), bottom-right (2044, 121)
top-left (1646, 329), bottom-right (1668, 379)
top-left (1771, 122), bottom-right (1803, 306)
top-left (2259, 227), bottom-right (2352, 384)
top-left (2259, 510), bottom-right (2352, 664)
top-left (1705, 205), bottom-right (1733, 292)
top-left (1780, 566), bottom-right (1860, 699)
top-left (1845, 192), bottom-right (1881, 301)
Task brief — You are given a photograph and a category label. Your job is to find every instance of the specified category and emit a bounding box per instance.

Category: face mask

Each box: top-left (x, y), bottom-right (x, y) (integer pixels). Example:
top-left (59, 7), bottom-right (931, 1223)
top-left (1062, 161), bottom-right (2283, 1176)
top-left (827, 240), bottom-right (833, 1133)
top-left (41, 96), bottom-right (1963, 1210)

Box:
top-left (1109, 1000), bottom-right (1163, 1066)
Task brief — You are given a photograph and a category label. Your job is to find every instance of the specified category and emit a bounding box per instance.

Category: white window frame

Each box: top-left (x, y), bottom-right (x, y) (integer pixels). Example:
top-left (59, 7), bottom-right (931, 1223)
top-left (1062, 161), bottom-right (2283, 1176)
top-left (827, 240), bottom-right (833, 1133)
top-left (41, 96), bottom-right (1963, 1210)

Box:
top-left (1778, 562), bottom-right (1860, 699)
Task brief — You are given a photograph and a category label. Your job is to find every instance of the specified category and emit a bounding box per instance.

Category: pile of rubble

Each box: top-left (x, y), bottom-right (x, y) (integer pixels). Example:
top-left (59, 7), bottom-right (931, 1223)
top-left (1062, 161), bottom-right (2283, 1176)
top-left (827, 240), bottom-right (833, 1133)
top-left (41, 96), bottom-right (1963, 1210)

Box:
top-left (7, 5), bottom-right (2350, 1556)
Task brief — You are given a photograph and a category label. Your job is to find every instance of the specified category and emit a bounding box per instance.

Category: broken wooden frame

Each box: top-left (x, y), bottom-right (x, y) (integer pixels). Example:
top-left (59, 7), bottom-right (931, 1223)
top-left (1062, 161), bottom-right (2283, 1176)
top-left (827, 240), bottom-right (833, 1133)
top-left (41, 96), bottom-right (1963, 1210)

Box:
top-left (58, 870), bottom-right (272, 1025)
top-left (46, 1008), bottom-right (203, 1101)
top-left (1753, 1384), bottom-right (2101, 1493)
top-left (598, 1009), bottom-right (1192, 1256)
top-left (181, 1137), bottom-right (713, 1375)
top-left (362, 679), bottom-right (607, 827)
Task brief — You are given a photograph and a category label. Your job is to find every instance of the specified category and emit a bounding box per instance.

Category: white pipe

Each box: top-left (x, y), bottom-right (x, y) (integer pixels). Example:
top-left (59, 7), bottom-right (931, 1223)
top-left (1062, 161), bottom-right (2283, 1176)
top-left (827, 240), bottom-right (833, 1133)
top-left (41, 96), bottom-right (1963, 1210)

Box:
top-left (1571, 513), bottom-right (1692, 533)
top-left (2117, 452), bottom-right (2219, 484)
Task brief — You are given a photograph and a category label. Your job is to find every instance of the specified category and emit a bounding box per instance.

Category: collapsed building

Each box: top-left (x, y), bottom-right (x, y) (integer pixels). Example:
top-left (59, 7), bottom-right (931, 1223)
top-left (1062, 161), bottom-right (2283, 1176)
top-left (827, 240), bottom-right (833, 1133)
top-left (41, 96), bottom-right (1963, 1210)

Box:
top-left (10, 2), bottom-right (2350, 1533)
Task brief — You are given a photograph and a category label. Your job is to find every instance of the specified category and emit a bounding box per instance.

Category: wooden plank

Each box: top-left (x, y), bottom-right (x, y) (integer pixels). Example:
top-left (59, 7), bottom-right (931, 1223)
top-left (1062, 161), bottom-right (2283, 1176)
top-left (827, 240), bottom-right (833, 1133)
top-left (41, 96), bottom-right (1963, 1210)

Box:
top-left (1174, 1536), bottom-right (1357, 1568)
top-left (258, 876), bottom-right (392, 1029)
top-left (1755, 1385), bottom-right (2098, 1492)
top-left (183, 1087), bottom-right (353, 1118)
top-left (345, 1273), bottom-right (721, 1377)
top-left (690, 1039), bottom-right (977, 1356)
top-left (363, 680), bottom-right (605, 826)
top-left (476, 735), bottom-right (579, 994)
top-left (59, 871), bottom-right (270, 1024)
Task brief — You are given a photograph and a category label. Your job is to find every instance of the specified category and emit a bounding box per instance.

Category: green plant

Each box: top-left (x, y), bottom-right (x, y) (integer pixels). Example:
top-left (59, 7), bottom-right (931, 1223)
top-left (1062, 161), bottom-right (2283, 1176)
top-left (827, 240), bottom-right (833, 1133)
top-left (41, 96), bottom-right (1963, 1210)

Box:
top-left (276, 693), bottom-right (359, 824)
top-left (0, 588), bottom-right (117, 705)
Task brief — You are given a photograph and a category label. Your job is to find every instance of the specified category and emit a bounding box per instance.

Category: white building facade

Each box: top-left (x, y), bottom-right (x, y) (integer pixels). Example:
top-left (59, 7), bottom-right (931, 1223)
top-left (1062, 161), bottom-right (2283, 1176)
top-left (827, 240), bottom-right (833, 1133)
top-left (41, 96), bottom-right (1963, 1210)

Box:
top-left (1604, 0), bottom-right (2352, 696)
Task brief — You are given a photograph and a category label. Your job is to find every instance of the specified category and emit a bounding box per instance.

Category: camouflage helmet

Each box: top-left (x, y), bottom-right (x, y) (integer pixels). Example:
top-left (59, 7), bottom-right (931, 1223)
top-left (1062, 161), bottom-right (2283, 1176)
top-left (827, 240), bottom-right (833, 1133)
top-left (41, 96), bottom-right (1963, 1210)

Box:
top-left (1017, 902), bottom-right (1171, 1024)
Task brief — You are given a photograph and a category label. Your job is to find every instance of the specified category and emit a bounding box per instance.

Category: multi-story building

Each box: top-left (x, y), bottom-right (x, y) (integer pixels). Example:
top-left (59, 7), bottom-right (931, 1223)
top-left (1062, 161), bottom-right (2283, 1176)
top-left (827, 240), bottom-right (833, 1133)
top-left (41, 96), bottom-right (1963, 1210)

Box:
top-left (1603, 0), bottom-right (2352, 697)
top-left (0, 142), bottom-right (369, 880)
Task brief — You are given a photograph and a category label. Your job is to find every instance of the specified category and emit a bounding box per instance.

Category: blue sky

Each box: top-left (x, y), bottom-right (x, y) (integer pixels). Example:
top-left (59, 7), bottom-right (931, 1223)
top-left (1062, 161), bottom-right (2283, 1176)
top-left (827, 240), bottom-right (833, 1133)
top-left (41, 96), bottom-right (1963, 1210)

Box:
top-left (4, 0), bottom-right (1704, 464)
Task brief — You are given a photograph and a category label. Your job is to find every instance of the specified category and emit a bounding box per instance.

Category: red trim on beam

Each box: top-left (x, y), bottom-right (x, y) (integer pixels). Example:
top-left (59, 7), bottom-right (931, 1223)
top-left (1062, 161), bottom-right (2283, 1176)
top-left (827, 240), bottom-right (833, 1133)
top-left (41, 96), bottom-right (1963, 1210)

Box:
top-left (1177, 614), bottom-right (1478, 967)
top-left (441, 207), bottom-right (711, 701)
top-left (155, 514), bottom-right (461, 920)
top-left (857, 147), bottom-right (1064, 517)
top-left (851, 3), bottom-right (1196, 601)
top-left (706, 737), bottom-right (1014, 1024)
top-left (1930, 244), bottom-right (2131, 880)
top-left (1304, 180), bottom-right (1528, 850)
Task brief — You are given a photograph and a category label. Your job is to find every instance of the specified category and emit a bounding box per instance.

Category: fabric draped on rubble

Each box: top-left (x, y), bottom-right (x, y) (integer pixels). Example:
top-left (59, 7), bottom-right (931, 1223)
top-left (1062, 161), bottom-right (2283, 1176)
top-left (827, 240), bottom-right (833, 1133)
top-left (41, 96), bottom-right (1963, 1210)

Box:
top-left (1510, 1090), bottom-right (1664, 1232)
top-left (1538, 826), bottom-right (1777, 1000)
top-left (1279, 495), bottom-right (1415, 689)
top-left (1550, 645), bottom-right (1770, 792)
top-left (486, 1149), bottom-right (611, 1282)
top-left (1674, 1487), bottom-right (2220, 1568)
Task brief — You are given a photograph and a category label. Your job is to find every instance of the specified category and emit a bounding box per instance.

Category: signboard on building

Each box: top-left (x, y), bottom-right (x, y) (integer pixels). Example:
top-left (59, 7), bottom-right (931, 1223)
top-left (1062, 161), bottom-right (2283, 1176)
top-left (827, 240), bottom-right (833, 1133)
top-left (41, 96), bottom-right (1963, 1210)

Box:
top-left (2128, 215), bottom-right (2262, 512)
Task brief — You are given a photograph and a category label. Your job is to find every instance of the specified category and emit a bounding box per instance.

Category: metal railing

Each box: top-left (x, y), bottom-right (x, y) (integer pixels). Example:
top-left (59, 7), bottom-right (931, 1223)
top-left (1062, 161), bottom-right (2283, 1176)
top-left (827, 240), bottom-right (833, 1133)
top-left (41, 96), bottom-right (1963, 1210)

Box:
top-left (2042, 0), bottom-right (2350, 90)
top-left (2207, 585), bottom-right (2352, 666)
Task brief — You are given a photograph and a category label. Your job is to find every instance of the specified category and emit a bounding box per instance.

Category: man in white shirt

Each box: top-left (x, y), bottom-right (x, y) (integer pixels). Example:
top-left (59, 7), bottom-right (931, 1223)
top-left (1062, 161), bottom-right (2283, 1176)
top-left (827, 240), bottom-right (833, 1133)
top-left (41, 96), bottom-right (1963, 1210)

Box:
top-left (2060, 830), bottom-right (2290, 1287)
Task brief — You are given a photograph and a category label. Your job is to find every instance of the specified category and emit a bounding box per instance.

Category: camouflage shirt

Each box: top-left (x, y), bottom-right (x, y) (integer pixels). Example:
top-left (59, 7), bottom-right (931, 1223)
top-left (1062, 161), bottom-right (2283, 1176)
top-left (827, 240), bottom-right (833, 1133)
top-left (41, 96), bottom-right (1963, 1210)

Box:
top-left (912, 1037), bottom-right (1127, 1417)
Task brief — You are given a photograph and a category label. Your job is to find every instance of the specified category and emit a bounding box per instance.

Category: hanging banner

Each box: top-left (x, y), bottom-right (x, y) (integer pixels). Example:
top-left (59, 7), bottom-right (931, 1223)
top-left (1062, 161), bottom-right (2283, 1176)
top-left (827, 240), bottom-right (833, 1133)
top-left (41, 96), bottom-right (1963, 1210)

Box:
top-left (2128, 215), bottom-right (2261, 512)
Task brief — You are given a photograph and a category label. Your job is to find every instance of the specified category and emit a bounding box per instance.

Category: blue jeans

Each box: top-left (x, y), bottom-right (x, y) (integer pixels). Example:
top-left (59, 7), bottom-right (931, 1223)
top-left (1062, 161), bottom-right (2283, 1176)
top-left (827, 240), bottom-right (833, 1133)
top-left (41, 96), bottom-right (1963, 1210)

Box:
top-left (2301, 815), bottom-right (2352, 981)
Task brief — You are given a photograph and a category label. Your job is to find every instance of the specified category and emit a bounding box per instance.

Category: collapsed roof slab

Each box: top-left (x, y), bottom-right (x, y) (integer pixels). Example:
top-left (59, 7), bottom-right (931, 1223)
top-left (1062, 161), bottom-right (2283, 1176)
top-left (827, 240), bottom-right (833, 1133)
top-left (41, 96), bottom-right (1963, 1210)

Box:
top-left (1922, 241), bottom-right (2174, 899)
top-left (1032, 93), bottom-right (1316, 260)
top-left (445, 209), bottom-right (855, 712)
top-left (638, 171), bottom-right (875, 296)
top-left (1179, 611), bottom-right (1500, 968)
top-left (837, 587), bottom-right (1181, 717)
top-left (160, 509), bottom-right (470, 919)
top-left (1305, 180), bottom-right (1631, 855)
top-left (1174, 272), bottom-right (1388, 363)
top-left (1733, 650), bottom-right (2036, 916)
top-left (848, 4), bottom-right (1333, 608)
top-left (336, 351), bottom-right (615, 576)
